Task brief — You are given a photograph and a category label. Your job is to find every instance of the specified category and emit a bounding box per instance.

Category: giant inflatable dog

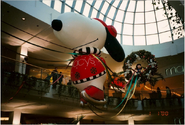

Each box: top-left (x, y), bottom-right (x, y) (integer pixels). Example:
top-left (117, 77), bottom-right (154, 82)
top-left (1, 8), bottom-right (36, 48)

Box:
top-left (51, 12), bottom-right (125, 105)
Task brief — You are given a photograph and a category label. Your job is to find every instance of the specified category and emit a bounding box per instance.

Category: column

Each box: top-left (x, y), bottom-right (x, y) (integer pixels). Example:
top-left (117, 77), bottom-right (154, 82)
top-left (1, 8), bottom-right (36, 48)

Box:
top-left (128, 118), bottom-right (134, 125)
top-left (12, 110), bottom-right (21, 125)
top-left (15, 46), bottom-right (28, 74)
top-left (77, 121), bottom-right (80, 125)
top-left (136, 100), bottom-right (143, 110)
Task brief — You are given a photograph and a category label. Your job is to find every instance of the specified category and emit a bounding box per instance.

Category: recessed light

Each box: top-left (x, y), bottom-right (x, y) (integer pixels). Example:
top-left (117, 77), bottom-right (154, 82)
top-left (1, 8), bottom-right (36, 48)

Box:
top-left (1, 117), bottom-right (9, 121)
top-left (22, 17), bottom-right (26, 21)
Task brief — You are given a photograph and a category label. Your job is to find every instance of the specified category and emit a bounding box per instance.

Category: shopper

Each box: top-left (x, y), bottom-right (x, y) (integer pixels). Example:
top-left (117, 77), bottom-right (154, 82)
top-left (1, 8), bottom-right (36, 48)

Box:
top-left (58, 72), bottom-right (64, 84)
top-left (67, 80), bottom-right (72, 85)
top-left (52, 67), bottom-right (58, 89)
top-left (166, 86), bottom-right (171, 98)
top-left (157, 87), bottom-right (162, 99)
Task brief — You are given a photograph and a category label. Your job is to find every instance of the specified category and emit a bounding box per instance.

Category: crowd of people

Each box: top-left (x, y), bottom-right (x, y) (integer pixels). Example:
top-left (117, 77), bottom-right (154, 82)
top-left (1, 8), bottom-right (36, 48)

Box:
top-left (156, 86), bottom-right (171, 99)
top-left (49, 67), bottom-right (175, 100)
top-left (51, 67), bottom-right (65, 89)
top-left (50, 67), bottom-right (73, 89)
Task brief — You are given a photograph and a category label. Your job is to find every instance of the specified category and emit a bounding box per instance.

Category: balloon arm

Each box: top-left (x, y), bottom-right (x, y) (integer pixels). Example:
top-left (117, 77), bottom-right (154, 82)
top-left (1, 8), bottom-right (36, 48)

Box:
top-left (91, 54), bottom-right (113, 83)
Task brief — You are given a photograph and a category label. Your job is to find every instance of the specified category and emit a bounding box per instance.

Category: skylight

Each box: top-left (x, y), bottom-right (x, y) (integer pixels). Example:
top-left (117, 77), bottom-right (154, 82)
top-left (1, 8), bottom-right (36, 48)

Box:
top-left (42, 0), bottom-right (184, 46)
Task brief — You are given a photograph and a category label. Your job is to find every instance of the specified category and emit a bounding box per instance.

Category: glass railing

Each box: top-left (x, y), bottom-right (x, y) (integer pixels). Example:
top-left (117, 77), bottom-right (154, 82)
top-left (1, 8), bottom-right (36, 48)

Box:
top-left (1, 55), bottom-right (80, 99)
top-left (2, 68), bottom-right (50, 94)
top-left (57, 84), bottom-right (80, 99)
top-left (1, 55), bottom-right (51, 94)
top-left (1, 55), bottom-right (184, 111)
top-left (1, 55), bottom-right (52, 80)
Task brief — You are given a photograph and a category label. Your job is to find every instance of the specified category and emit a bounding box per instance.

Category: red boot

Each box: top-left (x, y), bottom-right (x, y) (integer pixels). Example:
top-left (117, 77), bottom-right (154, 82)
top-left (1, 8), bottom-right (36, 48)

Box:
top-left (84, 86), bottom-right (104, 100)
top-left (80, 85), bottom-right (106, 105)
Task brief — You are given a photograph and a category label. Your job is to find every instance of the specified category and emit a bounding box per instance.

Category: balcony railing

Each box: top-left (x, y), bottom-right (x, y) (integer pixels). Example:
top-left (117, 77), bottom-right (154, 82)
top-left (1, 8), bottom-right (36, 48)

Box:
top-left (1, 55), bottom-right (184, 112)
top-left (2, 70), bottom-right (184, 112)
top-left (2, 70), bottom-right (50, 94)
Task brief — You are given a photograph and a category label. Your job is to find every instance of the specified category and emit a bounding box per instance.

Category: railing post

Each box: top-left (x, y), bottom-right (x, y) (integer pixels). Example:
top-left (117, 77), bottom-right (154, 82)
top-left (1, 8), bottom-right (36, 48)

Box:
top-left (41, 69), bottom-right (43, 79)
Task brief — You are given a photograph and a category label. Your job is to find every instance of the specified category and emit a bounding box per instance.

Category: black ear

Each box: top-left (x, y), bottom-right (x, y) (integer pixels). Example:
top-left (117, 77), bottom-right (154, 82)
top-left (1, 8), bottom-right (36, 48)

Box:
top-left (104, 28), bottom-right (125, 62)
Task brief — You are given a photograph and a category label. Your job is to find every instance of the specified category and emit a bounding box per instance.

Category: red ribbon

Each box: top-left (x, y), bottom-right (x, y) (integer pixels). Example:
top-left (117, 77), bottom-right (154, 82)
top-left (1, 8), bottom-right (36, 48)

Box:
top-left (7, 74), bottom-right (63, 103)
top-left (50, 75), bottom-right (63, 85)
top-left (8, 81), bottom-right (26, 101)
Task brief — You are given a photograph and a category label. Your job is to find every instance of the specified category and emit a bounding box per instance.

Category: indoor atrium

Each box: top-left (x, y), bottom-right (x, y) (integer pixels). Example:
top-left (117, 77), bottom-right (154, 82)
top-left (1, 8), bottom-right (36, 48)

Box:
top-left (1, 0), bottom-right (184, 124)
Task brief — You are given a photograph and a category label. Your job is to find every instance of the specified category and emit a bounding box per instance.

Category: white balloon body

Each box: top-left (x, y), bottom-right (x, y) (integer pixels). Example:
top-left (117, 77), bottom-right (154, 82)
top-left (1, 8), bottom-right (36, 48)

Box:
top-left (52, 12), bottom-right (108, 104)
top-left (73, 73), bottom-right (107, 91)
top-left (53, 12), bottom-right (106, 50)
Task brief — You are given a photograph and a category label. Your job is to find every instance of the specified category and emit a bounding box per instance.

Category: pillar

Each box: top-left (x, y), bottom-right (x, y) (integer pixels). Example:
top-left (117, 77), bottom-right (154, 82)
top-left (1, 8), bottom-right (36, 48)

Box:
top-left (12, 110), bottom-right (21, 125)
top-left (15, 46), bottom-right (28, 74)
top-left (77, 121), bottom-right (80, 125)
top-left (136, 100), bottom-right (143, 110)
top-left (128, 118), bottom-right (134, 125)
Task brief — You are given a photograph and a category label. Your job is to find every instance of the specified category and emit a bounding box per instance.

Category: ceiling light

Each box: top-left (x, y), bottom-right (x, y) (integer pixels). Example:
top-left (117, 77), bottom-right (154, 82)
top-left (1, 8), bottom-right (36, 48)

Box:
top-left (1, 117), bottom-right (9, 121)
top-left (22, 17), bottom-right (26, 21)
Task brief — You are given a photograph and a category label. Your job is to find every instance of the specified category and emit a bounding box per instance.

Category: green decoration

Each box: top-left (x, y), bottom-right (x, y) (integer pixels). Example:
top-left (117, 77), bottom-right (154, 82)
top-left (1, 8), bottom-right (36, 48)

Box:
top-left (122, 50), bottom-right (164, 86)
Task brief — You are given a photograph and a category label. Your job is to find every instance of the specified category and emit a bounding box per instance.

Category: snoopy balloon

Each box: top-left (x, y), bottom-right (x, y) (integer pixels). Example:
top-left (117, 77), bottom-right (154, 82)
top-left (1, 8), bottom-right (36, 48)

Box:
top-left (52, 12), bottom-right (125, 105)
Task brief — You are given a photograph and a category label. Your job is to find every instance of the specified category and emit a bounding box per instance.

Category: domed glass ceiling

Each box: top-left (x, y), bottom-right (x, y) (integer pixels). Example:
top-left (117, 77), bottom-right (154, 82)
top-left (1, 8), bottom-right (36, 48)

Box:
top-left (42, 0), bottom-right (184, 46)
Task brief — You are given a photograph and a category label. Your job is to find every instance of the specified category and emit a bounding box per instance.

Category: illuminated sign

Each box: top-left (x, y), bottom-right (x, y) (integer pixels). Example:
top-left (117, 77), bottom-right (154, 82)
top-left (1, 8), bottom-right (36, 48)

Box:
top-left (149, 111), bottom-right (169, 116)
top-left (165, 65), bottom-right (184, 76)
top-left (158, 111), bottom-right (169, 116)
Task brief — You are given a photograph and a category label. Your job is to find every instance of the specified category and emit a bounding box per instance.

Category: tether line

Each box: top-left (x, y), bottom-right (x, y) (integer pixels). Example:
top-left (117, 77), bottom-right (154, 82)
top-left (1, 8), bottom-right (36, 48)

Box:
top-left (2, 30), bottom-right (67, 54)
top-left (2, 45), bottom-right (69, 62)
top-left (2, 21), bottom-right (74, 50)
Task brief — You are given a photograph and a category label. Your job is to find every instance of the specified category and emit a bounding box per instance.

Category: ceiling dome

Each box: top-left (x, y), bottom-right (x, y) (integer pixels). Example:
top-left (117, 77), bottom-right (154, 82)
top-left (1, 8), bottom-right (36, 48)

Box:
top-left (43, 0), bottom-right (184, 46)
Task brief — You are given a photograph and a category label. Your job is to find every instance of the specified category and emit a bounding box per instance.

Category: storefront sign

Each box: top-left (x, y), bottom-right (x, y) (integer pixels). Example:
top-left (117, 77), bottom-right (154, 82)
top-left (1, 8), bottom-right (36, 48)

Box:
top-left (165, 65), bottom-right (184, 76)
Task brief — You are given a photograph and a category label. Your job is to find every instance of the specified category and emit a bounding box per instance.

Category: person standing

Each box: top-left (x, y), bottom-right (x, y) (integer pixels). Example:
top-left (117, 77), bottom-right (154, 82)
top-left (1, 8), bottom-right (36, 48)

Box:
top-left (157, 87), bottom-right (162, 99)
top-left (52, 67), bottom-right (58, 89)
top-left (166, 86), bottom-right (171, 98)
top-left (58, 72), bottom-right (64, 84)
top-left (67, 80), bottom-right (72, 85)
top-left (157, 87), bottom-right (164, 106)
top-left (166, 86), bottom-right (172, 106)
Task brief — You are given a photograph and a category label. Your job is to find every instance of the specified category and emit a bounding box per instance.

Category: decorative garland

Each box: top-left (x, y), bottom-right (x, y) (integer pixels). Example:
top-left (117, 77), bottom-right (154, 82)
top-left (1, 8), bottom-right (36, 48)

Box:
top-left (122, 50), bottom-right (162, 85)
